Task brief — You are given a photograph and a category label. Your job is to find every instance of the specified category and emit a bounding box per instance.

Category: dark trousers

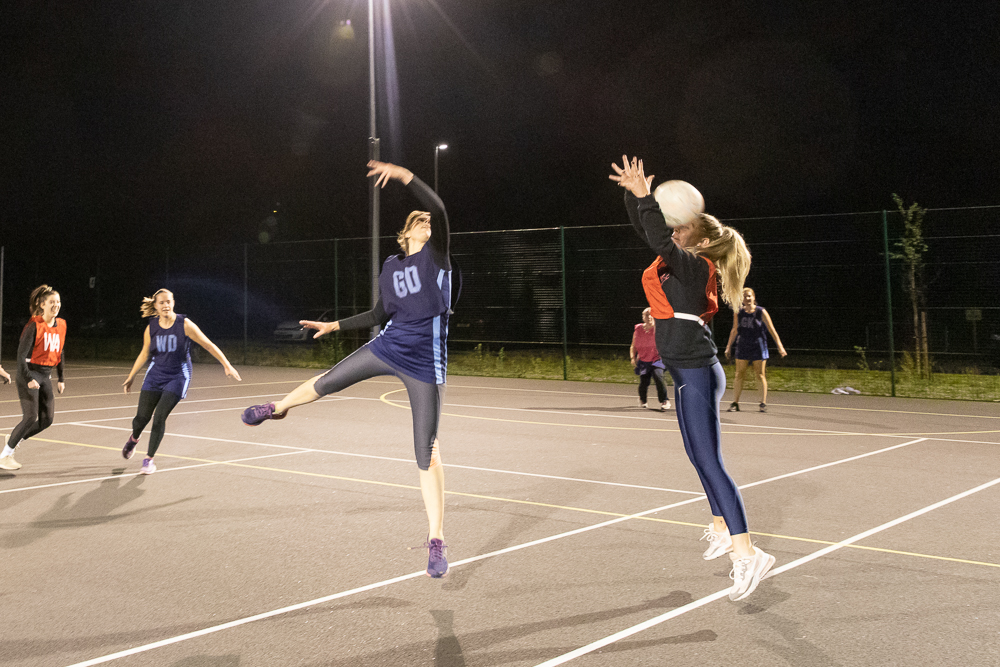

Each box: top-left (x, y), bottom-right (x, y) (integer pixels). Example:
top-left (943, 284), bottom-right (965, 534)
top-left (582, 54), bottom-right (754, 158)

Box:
top-left (9, 370), bottom-right (55, 448)
top-left (638, 367), bottom-right (668, 404)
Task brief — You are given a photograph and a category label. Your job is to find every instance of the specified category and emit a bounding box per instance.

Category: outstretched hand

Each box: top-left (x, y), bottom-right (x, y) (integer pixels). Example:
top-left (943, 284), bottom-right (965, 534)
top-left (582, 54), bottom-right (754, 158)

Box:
top-left (367, 161), bottom-right (414, 188)
top-left (301, 320), bottom-right (340, 339)
top-left (609, 155), bottom-right (654, 197)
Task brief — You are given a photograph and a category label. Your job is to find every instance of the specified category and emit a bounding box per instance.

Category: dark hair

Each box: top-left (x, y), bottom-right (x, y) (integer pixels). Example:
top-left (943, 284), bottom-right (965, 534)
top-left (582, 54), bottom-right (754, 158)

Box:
top-left (29, 285), bottom-right (59, 317)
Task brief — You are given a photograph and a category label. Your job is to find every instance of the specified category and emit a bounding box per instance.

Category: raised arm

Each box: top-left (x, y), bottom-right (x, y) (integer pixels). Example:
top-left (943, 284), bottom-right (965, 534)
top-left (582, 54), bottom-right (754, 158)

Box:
top-left (184, 319), bottom-right (242, 381)
top-left (761, 309), bottom-right (787, 357)
top-left (406, 175), bottom-right (450, 266)
top-left (367, 160), bottom-right (450, 268)
top-left (615, 156), bottom-right (710, 284)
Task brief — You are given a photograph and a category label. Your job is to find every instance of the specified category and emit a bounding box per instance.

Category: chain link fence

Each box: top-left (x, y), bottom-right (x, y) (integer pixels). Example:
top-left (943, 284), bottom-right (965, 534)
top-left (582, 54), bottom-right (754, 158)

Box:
top-left (2, 206), bottom-right (998, 399)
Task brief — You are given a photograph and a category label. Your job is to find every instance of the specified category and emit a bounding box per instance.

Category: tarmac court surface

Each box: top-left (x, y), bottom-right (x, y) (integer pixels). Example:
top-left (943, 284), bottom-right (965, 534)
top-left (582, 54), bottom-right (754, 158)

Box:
top-left (1, 363), bottom-right (998, 666)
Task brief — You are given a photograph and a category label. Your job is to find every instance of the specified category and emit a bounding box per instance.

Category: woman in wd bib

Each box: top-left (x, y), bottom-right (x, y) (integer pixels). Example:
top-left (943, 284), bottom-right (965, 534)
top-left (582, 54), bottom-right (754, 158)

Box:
top-left (1, 285), bottom-right (67, 471)
top-left (611, 156), bottom-right (774, 602)
top-left (121, 289), bottom-right (242, 474)
top-left (241, 160), bottom-right (454, 579)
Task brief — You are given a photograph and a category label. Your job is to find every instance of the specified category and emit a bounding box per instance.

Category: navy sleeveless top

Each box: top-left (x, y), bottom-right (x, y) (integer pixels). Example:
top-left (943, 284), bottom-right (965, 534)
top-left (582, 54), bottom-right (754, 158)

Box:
top-left (147, 314), bottom-right (192, 376)
top-left (369, 249), bottom-right (452, 384)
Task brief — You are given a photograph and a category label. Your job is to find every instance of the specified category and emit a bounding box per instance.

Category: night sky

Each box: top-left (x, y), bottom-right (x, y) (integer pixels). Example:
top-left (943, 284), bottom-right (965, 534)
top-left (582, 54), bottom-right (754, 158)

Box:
top-left (4, 0), bottom-right (1000, 253)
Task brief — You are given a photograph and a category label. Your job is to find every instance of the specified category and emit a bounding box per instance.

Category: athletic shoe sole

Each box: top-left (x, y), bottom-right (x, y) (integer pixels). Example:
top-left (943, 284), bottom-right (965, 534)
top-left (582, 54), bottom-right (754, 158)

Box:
top-left (732, 551), bottom-right (776, 601)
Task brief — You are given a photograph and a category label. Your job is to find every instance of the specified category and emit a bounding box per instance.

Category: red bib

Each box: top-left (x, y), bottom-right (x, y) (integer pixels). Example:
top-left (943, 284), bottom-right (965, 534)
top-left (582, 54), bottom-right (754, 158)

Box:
top-left (25, 316), bottom-right (66, 366)
top-left (640, 257), bottom-right (719, 323)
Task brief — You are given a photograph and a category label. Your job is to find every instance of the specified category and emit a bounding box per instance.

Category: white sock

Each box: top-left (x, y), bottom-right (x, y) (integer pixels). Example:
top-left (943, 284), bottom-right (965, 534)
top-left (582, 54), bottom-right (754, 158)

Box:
top-left (2, 445), bottom-right (14, 458)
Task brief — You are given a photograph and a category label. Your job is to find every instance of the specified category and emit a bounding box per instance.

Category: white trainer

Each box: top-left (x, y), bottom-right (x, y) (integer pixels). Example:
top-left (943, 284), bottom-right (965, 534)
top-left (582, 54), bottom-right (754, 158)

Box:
top-left (700, 525), bottom-right (733, 560)
top-left (660, 401), bottom-right (670, 411)
top-left (729, 547), bottom-right (776, 601)
top-left (0, 453), bottom-right (22, 471)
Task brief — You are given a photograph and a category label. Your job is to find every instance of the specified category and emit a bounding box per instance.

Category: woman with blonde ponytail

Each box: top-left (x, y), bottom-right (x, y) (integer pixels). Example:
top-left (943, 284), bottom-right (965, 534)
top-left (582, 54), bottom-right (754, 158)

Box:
top-left (121, 289), bottom-right (242, 474)
top-left (610, 156), bottom-right (773, 602)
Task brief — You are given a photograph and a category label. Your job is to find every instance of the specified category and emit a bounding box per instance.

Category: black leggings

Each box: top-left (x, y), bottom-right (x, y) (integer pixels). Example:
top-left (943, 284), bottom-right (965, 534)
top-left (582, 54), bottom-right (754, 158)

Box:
top-left (313, 346), bottom-right (444, 471)
top-left (131, 390), bottom-right (183, 458)
top-left (9, 370), bottom-right (56, 449)
top-left (638, 367), bottom-right (668, 404)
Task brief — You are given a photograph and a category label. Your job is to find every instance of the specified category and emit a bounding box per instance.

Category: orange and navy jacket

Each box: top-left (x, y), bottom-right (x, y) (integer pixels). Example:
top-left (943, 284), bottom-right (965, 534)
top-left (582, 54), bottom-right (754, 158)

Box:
top-left (18, 316), bottom-right (66, 382)
top-left (626, 191), bottom-right (720, 368)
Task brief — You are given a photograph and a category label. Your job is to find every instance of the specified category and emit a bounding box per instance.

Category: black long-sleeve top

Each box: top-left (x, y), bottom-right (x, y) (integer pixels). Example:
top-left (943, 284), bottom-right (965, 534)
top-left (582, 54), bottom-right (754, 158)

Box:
top-left (338, 175), bottom-right (451, 332)
top-left (626, 191), bottom-right (719, 368)
top-left (18, 321), bottom-right (66, 382)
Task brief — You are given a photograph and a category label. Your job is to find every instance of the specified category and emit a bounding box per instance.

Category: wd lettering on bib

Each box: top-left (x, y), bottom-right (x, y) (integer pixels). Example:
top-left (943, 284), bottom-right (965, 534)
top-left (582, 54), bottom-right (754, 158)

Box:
top-left (392, 266), bottom-right (423, 298)
top-left (43, 332), bottom-right (61, 353)
top-left (155, 335), bottom-right (178, 353)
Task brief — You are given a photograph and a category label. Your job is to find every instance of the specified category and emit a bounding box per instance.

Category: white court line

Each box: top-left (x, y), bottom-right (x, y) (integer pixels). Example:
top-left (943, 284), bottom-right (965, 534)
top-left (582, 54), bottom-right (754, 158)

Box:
top-left (533, 472), bottom-right (1000, 666)
top-left (0, 394), bottom-right (355, 420)
top-left (0, 451), bottom-right (312, 495)
top-left (62, 422), bottom-right (705, 496)
top-left (59, 435), bottom-right (951, 667)
top-left (60, 496), bottom-right (716, 667)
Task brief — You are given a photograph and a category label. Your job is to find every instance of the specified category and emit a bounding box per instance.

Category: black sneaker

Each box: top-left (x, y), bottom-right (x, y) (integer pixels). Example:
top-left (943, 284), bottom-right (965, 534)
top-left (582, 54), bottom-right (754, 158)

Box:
top-left (122, 435), bottom-right (139, 460)
top-left (727, 402), bottom-right (740, 412)
top-left (759, 403), bottom-right (767, 413)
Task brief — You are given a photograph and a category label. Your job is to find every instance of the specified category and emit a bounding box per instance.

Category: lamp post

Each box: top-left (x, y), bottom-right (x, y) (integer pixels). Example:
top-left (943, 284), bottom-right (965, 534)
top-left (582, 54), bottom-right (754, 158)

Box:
top-left (368, 0), bottom-right (381, 337)
top-left (434, 143), bottom-right (448, 193)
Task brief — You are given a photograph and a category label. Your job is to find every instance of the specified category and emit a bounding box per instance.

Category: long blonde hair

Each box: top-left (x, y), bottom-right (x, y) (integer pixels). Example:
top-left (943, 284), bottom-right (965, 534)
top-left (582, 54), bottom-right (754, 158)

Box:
top-left (397, 210), bottom-right (430, 254)
top-left (29, 284), bottom-right (59, 317)
top-left (140, 289), bottom-right (173, 318)
top-left (690, 214), bottom-right (751, 311)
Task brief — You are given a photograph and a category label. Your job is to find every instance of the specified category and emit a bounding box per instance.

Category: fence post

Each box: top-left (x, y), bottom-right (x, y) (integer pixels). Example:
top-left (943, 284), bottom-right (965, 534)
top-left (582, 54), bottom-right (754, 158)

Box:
top-left (334, 238), bottom-right (340, 362)
top-left (881, 210), bottom-right (896, 396)
top-left (560, 226), bottom-right (568, 381)
top-left (243, 243), bottom-right (248, 366)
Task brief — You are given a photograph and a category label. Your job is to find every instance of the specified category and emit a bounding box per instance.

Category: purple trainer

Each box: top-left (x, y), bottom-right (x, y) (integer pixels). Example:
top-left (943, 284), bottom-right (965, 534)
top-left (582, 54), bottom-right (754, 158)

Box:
top-left (122, 436), bottom-right (138, 460)
top-left (426, 538), bottom-right (448, 578)
top-left (241, 402), bottom-right (286, 426)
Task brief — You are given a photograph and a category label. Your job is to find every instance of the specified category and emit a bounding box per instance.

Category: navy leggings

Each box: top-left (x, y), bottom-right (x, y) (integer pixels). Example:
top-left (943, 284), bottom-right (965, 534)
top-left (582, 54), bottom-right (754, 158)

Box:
top-left (313, 346), bottom-right (444, 471)
top-left (668, 362), bottom-right (748, 535)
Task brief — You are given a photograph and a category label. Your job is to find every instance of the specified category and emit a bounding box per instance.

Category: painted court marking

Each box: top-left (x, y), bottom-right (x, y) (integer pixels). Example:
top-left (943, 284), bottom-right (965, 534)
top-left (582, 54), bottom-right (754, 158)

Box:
top-left (61, 469), bottom-right (1000, 666)
top-left (17, 435), bottom-right (979, 572)
top-left (532, 473), bottom-right (1000, 666)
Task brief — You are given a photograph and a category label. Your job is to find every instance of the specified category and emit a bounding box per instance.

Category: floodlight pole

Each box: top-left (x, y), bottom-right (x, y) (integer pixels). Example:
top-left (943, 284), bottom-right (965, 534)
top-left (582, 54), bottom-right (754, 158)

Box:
top-left (368, 0), bottom-right (381, 338)
top-left (434, 143), bottom-right (448, 193)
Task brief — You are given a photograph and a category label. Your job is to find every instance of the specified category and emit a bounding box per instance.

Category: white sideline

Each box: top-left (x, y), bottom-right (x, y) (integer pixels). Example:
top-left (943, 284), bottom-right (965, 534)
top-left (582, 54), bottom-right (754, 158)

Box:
top-left (532, 472), bottom-right (1000, 666)
top-left (63, 441), bottom-right (980, 667)
top-left (0, 450), bottom-right (312, 495)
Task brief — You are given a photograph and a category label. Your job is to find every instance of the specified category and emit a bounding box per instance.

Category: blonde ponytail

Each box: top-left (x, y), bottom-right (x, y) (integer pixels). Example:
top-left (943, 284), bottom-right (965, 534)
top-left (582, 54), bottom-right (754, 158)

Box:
top-left (691, 214), bottom-right (751, 311)
top-left (29, 285), bottom-right (58, 317)
top-left (140, 289), bottom-right (172, 318)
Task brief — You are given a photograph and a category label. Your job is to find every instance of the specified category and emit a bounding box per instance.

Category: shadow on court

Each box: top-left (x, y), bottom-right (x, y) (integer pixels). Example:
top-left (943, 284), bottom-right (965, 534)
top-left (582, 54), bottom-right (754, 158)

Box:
top-left (297, 591), bottom-right (699, 667)
top-left (0, 476), bottom-right (199, 548)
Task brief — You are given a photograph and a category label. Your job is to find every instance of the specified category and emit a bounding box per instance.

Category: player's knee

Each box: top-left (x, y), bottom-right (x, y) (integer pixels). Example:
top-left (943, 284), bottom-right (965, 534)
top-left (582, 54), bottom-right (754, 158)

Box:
top-left (428, 439), bottom-right (442, 468)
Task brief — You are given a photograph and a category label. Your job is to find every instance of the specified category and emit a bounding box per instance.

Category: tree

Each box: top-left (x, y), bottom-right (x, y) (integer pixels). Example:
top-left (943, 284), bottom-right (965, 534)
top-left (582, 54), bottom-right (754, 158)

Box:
top-left (891, 194), bottom-right (929, 378)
